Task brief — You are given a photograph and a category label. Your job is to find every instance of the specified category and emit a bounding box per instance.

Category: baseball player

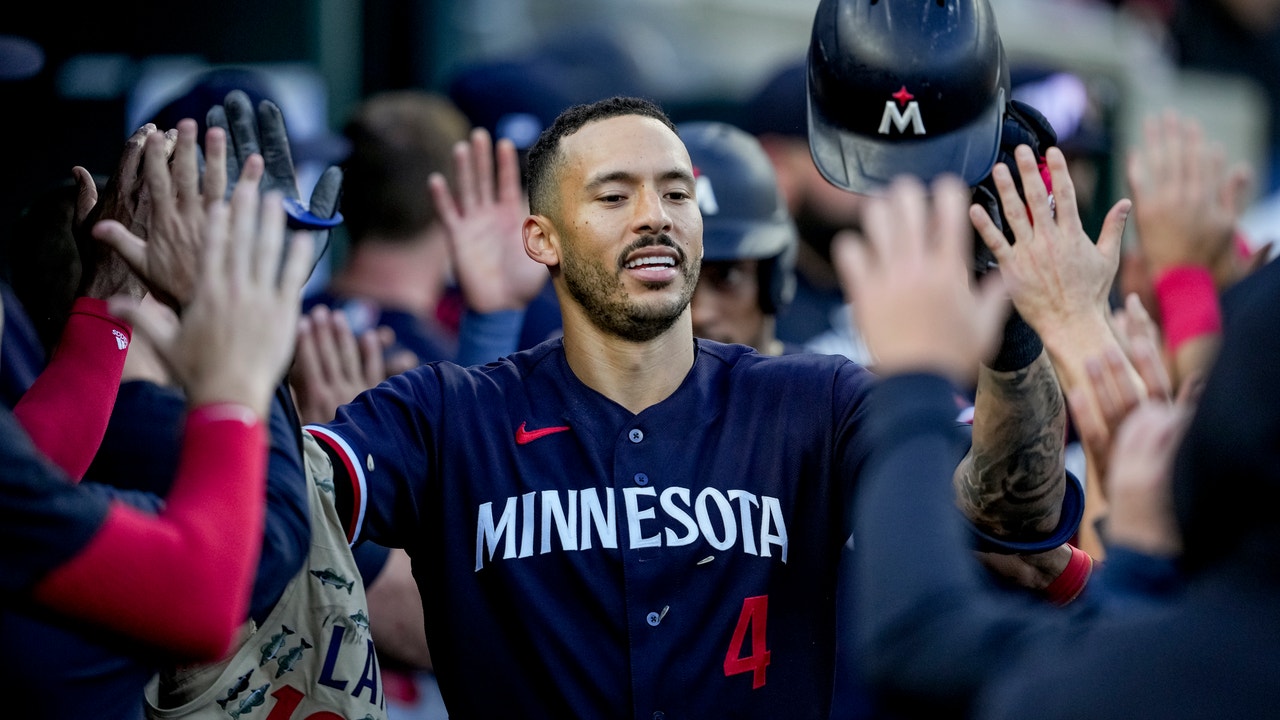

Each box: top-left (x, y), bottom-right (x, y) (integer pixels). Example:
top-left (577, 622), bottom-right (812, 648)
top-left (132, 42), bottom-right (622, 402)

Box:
top-left (681, 120), bottom-right (803, 356)
top-left (294, 95), bottom-right (1081, 719)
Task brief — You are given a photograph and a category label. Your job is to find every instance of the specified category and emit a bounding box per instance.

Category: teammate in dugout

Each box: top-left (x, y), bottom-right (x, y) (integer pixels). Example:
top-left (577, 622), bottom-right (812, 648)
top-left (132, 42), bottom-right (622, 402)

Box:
top-left (285, 89), bottom-right (1090, 718)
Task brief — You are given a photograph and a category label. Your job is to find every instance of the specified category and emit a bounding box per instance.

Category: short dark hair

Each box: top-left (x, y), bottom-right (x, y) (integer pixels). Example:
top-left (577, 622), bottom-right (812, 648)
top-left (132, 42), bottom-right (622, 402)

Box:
top-left (341, 91), bottom-right (471, 244)
top-left (524, 96), bottom-right (677, 217)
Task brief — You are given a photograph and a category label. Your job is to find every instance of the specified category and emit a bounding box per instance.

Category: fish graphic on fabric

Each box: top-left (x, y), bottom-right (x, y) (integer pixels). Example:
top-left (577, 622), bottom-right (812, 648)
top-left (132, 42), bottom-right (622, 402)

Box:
top-left (274, 638), bottom-right (314, 678)
top-left (309, 567), bottom-right (355, 594)
top-left (215, 669), bottom-right (255, 709)
top-left (347, 609), bottom-right (370, 632)
top-left (229, 683), bottom-right (271, 719)
top-left (259, 625), bottom-right (295, 666)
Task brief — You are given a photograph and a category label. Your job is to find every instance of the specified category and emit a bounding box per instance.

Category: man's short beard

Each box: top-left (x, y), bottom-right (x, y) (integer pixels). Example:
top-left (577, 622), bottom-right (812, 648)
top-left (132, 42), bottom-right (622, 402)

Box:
top-left (562, 234), bottom-right (700, 342)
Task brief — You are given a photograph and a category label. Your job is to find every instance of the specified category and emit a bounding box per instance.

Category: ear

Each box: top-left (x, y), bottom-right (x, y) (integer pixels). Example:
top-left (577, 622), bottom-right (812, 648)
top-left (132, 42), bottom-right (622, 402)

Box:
top-left (524, 215), bottom-right (561, 269)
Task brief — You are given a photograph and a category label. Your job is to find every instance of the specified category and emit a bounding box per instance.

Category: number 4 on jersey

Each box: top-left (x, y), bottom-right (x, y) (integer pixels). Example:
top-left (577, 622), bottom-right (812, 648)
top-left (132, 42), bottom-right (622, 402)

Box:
top-left (723, 595), bottom-right (771, 689)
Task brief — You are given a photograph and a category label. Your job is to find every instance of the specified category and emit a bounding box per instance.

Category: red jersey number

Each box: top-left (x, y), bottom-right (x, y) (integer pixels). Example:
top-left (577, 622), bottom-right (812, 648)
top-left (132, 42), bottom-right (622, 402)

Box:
top-left (723, 595), bottom-right (771, 689)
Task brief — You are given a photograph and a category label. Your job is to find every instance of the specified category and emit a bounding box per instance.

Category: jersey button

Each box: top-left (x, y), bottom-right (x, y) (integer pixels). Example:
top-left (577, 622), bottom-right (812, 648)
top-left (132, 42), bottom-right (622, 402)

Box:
top-left (646, 611), bottom-right (661, 626)
top-left (628, 428), bottom-right (644, 443)
top-left (633, 472), bottom-right (649, 486)
top-left (652, 712), bottom-right (666, 720)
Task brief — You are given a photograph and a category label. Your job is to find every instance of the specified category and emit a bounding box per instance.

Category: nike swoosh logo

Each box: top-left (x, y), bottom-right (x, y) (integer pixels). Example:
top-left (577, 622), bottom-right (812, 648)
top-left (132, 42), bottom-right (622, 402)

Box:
top-left (516, 422), bottom-right (571, 445)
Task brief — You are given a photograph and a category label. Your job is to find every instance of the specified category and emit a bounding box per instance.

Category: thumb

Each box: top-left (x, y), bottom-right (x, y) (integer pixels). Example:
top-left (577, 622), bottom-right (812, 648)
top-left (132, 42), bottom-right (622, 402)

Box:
top-left (1096, 198), bottom-right (1132, 264)
top-left (93, 220), bottom-right (148, 277)
top-left (72, 166), bottom-right (99, 228)
top-left (108, 295), bottom-right (179, 363)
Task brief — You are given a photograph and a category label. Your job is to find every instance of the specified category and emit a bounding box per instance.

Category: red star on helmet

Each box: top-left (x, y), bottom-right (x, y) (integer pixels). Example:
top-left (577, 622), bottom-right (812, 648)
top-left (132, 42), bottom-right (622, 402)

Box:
top-left (891, 85), bottom-right (914, 107)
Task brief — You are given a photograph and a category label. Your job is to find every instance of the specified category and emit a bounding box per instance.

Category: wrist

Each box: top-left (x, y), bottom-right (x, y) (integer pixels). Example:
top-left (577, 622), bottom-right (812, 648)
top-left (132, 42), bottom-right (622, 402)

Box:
top-left (1153, 265), bottom-right (1221, 354)
top-left (1042, 544), bottom-right (1093, 606)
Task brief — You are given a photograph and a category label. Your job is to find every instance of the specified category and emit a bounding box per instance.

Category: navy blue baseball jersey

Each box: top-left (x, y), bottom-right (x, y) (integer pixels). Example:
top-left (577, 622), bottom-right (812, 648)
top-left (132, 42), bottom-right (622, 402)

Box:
top-left (307, 336), bottom-right (886, 719)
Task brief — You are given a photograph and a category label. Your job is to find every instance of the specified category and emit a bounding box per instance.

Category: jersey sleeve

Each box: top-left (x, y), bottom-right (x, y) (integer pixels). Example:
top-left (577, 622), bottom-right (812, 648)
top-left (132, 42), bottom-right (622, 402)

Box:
top-left (12, 297), bottom-right (131, 480)
top-left (29, 403), bottom-right (269, 661)
top-left (304, 365), bottom-right (441, 548)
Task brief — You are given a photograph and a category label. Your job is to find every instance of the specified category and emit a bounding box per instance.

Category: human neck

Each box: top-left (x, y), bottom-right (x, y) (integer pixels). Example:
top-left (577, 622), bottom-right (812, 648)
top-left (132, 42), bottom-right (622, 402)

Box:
top-left (329, 229), bottom-right (450, 315)
top-left (561, 310), bottom-right (696, 415)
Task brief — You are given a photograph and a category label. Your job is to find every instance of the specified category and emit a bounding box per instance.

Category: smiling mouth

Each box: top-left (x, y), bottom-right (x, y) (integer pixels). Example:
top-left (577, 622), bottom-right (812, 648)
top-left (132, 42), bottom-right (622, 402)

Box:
top-left (624, 256), bottom-right (677, 270)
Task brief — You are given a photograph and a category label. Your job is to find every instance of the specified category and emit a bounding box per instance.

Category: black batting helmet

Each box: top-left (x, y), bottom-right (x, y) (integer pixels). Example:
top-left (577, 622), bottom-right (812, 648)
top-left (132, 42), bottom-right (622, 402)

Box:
top-left (680, 121), bottom-right (798, 314)
top-left (806, 0), bottom-right (1009, 194)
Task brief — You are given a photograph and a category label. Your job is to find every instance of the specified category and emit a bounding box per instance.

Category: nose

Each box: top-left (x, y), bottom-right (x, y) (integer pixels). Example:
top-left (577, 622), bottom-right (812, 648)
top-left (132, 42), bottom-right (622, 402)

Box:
top-left (633, 186), bottom-right (672, 235)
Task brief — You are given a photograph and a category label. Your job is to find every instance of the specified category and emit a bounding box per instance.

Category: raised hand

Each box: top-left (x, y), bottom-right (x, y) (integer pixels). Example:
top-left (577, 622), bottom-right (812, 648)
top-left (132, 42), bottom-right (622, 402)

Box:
top-left (289, 304), bottom-right (395, 425)
top-left (72, 124), bottom-right (174, 302)
top-left (209, 90), bottom-right (343, 269)
top-left (1126, 111), bottom-right (1251, 285)
top-left (430, 127), bottom-right (547, 313)
top-left (93, 119), bottom-right (238, 310)
top-left (833, 174), bottom-right (1008, 385)
top-left (109, 172), bottom-right (314, 418)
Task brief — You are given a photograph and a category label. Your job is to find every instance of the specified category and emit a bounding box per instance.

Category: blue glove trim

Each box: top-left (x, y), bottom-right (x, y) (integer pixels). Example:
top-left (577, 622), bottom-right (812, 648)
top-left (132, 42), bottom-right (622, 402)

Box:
top-left (969, 469), bottom-right (1086, 554)
top-left (284, 197), bottom-right (344, 230)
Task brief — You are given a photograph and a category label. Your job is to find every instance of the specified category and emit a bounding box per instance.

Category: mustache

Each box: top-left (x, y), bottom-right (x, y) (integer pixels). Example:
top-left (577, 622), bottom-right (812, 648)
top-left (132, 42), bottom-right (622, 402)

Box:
top-left (616, 234), bottom-right (685, 269)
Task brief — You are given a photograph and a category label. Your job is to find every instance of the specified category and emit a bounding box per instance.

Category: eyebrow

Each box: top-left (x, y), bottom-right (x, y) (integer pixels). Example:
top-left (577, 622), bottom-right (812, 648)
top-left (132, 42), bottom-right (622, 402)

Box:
top-left (584, 168), bottom-right (695, 191)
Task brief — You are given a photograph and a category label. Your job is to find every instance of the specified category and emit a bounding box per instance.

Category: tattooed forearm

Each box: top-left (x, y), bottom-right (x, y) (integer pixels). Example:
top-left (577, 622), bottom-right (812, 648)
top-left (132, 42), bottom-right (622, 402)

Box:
top-left (954, 352), bottom-right (1067, 539)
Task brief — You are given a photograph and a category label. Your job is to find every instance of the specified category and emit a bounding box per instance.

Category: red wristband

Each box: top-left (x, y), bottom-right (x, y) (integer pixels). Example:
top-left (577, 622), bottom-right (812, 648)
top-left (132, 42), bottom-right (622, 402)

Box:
top-left (1044, 544), bottom-right (1093, 606)
top-left (1154, 265), bottom-right (1221, 354)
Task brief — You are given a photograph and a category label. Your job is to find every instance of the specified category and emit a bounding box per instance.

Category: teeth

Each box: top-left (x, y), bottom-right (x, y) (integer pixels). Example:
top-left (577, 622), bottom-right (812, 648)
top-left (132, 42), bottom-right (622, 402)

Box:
top-left (626, 256), bottom-right (675, 269)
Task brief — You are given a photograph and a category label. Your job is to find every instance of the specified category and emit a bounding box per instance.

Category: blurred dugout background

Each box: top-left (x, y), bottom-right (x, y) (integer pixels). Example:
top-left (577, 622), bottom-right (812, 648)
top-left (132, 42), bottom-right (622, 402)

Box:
top-left (2, 0), bottom-right (1276, 260)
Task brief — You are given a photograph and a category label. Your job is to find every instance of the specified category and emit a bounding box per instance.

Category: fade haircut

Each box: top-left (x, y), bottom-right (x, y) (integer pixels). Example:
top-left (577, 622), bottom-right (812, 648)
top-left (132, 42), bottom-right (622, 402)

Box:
top-left (525, 96), bottom-right (678, 217)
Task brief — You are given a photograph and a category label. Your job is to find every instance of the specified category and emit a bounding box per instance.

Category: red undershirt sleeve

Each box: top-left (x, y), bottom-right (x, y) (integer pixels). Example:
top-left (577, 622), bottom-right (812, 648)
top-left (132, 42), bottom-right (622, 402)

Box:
top-left (31, 403), bottom-right (267, 660)
top-left (12, 297), bottom-right (131, 481)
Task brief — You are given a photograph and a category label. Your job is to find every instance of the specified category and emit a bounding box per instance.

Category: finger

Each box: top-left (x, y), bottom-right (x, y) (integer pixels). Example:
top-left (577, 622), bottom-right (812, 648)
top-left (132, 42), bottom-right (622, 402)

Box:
top-left (309, 306), bottom-right (343, 383)
top-left (309, 166), bottom-right (343, 219)
top-left (1101, 346), bottom-right (1142, 421)
top-left (203, 126), bottom-right (229, 210)
top-left (173, 119), bottom-right (202, 209)
top-left (495, 137), bottom-right (522, 205)
top-left (830, 229), bottom-right (869, 305)
top-left (228, 173), bottom-right (262, 284)
top-left (1123, 291), bottom-right (1162, 348)
top-left (72, 166), bottom-right (99, 228)
top-left (1095, 198), bottom-right (1132, 267)
top-left (1129, 339), bottom-right (1173, 403)
top-left (470, 127), bottom-right (496, 204)
top-left (932, 175), bottom-right (971, 265)
top-left (278, 232), bottom-right (316, 300)
top-left (330, 309), bottom-right (364, 382)
top-left (1017, 145), bottom-right (1059, 231)
top-left (92, 220), bottom-right (147, 276)
top-left (207, 104), bottom-right (239, 191)
top-left (254, 191), bottom-right (287, 287)
top-left (430, 172), bottom-right (462, 231)
top-left (223, 90), bottom-right (261, 168)
top-left (114, 123), bottom-right (154, 194)
top-left (292, 314), bottom-right (321, 385)
top-left (453, 138), bottom-right (477, 211)
top-left (141, 129), bottom-right (177, 227)
top-left (970, 201), bottom-right (1014, 266)
top-left (1066, 384), bottom-right (1108, 464)
top-left (256, 99), bottom-right (299, 197)
top-left (857, 193), bottom-right (895, 281)
top-left (989, 160), bottom-right (1033, 243)
top-left (109, 294), bottom-right (180, 366)
top-left (360, 329), bottom-right (387, 386)
top-left (886, 174), bottom-right (927, 265)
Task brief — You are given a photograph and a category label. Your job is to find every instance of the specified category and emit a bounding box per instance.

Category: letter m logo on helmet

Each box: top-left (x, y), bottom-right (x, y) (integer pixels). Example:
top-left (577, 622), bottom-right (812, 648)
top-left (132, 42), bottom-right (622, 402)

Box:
top-left (805, 0), bottom-right (1009, 193)
top-left (879, 86), bottom-right (926, 135)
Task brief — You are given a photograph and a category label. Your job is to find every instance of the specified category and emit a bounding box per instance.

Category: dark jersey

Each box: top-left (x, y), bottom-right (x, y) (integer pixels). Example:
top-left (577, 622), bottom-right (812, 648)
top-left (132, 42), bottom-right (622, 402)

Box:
top-left (307, 337), bottom-right (886, 719)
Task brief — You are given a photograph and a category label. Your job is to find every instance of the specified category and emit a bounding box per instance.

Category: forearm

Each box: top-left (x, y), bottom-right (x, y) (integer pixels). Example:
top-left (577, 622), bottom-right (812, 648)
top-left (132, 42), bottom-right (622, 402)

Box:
top-left (13, 298), bottom-right (131, 480)
top-left (31, 403), bottom-right (267, 660)
top-left (956, 352), bottom-right (1067, 538)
